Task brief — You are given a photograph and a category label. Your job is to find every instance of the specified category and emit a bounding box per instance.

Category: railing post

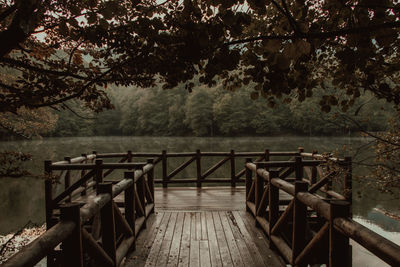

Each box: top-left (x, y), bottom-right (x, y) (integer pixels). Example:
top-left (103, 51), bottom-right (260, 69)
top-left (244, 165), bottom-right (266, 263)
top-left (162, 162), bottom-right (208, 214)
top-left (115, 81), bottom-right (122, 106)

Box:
top-left (329, 200), bottom-right (351, 267)
top-left (268, 170), bottom-right (279, 241)
top-left (44, 160), bottom-right (53, 230)
top-left (137, 172), bottom-right (147, 228)
top-left (298, 146), bottom-right (304, 155)
top-left (147, 158), bottom-right (155, 207)
top-left (60, 203), bottom-right (83, 267)
top-left (124, 171), bottom-right (136, 249)
top-left (81, 154), bottom-right (87, 196)
top-left (127, 150), bottom-right (132, 162)
top-left (64, 156), bottom-right (71, 202)
top-left (196, 149), bottom-right (202, 188)
top-left (162, 150), bottom-right (167, 188)
top-left (98, 183), bottom-right (117, 264)
top-left (344, 156), bottom-right (352, 206)
top-left (295, 156), bottom-right (303, 181)
top-left (311, 150), bottom-right (318, 185)
top-left (264, 149), bottom-right (270, 161)
top-left (44, 160), bottom-right (57, 267)
top-left (230, 149), bottom-right (236, 187)
top-left (245, 158), bottom-right (252, 212)
top-left (292, 181), bottom-right (308, 265)
top-left (95, 159), bottom-right (103, 189)
top-left (127, 150), bottom-right (133, 171)
top-left (92, 151), bottom-right (97, 163)
top-left (254, 162), bottom-right (263, 227)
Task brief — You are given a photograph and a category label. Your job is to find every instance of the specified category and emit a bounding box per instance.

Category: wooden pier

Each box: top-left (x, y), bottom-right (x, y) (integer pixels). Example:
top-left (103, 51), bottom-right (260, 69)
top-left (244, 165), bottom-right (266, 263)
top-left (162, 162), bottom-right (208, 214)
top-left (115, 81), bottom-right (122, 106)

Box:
top-left (3, 149), bottom-right (400, 267)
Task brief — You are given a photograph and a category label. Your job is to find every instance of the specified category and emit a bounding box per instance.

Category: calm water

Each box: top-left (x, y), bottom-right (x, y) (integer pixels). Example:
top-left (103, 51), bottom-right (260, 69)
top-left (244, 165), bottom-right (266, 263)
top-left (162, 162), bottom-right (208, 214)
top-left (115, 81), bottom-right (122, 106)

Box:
top-left (0, 136), bottom-right (399, 266)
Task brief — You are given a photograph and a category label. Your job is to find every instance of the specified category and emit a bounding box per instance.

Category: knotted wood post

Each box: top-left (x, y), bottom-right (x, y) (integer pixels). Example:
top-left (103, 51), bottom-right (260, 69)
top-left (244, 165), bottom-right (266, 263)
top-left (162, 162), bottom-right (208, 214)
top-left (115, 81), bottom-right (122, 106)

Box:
top-left (344, 157), bottom-right (352, 206)
top-left (60, 203), bottom-right (83, 267)
top-left (254, 162), bottom-right (264, 227)
top-left (292, 181), bottom-right (308, 265)
top-left (295, 156), bottom-right (303, 181)
top-left (124, 171), bottom-right (136, 249)
top-left (64, 156), bottom-right (71, 202)
top-left (147, 158), bottom-right (155, 207)
top-left (230, 149), bottom-right (236, 187)
top-left (81, 154), bottom-right (87, 196)
top-left (95, 159), bottom-right (104, 189)
top-left (245, 158), bottom-right (252, 212)
top-left (329, 200), bottom-right (351, 267)
top-left (98, 183), bottom-right (117, 264)
top-left (162, 150), bottom-right (167, 188)
top-left (196, 149), bottom-right (202, 188)
top-left (268, 170), bottom-right (280, 242)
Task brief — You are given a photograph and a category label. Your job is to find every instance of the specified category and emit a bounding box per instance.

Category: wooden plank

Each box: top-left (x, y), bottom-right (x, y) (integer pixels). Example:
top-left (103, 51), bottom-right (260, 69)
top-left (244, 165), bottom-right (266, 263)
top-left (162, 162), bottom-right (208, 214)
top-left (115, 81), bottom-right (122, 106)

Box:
top-left (205, 212), bottom-right (222, 267)
top-left (225, 211), bottom-right (256, 266)
top-left (239, 210), bottom-right (285, 266)
top-left (124, 212), bottom-right (164, 267)
top-left (156, 212), bottom-right (178, 266)
top-left (167, 212), bottom-right (185, 267)
top-left (201, 212), bottom-right (208, 240)
top-left (200, 240), bottom-right (211, 267)
top-left (230, 211), bottom-right (265, 266)
top-left (212, 211), bottom-right (233, 267)
top-left (178, 213), bottom-right (191, 267)
top-left (190, 213), bottom-right (200, 267)
top-left (144, 212), bottom-right (172, 267)
top-left (195, 212), bottom-right (202, 241)
top-left (218, 211), bottom-right (244, 267)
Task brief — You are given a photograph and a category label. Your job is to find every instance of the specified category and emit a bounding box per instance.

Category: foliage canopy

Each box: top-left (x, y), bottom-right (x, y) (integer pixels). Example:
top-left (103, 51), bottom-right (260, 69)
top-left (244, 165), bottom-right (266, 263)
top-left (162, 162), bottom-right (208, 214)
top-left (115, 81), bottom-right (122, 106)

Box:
top-left (1, 0), bottom-right (400, 113)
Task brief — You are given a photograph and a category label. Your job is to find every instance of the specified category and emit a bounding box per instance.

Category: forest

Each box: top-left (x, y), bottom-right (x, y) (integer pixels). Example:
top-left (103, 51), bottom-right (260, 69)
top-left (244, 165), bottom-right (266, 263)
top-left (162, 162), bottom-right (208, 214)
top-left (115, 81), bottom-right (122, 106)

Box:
top-left (47, 82), bottom-right (394, 138)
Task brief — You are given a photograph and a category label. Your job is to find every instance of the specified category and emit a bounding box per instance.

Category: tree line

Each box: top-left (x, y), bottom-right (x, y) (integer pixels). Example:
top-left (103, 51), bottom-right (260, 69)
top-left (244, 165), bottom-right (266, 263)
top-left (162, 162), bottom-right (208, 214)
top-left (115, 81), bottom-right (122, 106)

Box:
top-left (48, 82), bottom-right (395, 137)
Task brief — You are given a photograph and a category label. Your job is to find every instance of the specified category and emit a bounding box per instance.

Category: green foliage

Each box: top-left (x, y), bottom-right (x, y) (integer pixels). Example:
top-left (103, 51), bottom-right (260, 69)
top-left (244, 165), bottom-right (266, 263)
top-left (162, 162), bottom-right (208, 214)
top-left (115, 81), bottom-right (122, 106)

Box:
top-left (48, 83), bottom-right (395, 137)
top-left (185, 87), bottom-right (215, 136)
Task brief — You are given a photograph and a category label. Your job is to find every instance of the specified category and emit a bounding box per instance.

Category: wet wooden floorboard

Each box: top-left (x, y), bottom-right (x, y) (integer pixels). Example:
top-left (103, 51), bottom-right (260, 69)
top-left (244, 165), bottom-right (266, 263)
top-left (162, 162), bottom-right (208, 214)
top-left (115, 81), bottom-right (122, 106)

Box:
top-left (122, 186), bottom-right (285, 267)
top-left (123, 210), bottom-right (284, 267)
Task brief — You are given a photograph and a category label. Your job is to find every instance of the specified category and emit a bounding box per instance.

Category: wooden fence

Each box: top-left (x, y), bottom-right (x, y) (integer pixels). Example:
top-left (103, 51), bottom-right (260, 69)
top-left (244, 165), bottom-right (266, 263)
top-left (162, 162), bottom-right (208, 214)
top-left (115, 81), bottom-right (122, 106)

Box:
top-left (3, 155), bottom-right (155, 267)
top-left (245, 150), bottom-right (400, 266)
top-left (3, 148), bottom-right (400, 267)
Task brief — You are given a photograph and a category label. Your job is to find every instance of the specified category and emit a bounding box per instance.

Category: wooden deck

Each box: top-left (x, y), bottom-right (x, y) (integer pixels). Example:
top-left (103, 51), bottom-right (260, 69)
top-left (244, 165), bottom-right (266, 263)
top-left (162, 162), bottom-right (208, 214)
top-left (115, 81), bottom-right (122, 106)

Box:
top-left (122, 187), bottom-right (285, 267)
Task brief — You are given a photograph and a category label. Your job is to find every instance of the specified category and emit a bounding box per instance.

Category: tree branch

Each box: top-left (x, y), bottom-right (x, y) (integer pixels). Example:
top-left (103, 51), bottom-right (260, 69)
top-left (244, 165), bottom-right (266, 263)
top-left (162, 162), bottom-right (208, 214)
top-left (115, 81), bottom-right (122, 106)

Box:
top-left (225, 21), bottom-right (400, 45)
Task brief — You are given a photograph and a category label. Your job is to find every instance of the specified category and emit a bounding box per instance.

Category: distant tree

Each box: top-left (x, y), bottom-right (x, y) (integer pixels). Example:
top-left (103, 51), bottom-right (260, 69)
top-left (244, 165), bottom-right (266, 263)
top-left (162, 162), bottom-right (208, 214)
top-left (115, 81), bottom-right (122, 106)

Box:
top-left (185, 87), bottom-right (214, 136)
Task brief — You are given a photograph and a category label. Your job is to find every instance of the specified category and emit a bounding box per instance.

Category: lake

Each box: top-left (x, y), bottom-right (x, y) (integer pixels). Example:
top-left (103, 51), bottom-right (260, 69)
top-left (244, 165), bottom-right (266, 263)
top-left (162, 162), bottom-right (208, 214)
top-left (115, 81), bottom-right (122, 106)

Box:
top-left (0, 136), bottom-right (399, 266)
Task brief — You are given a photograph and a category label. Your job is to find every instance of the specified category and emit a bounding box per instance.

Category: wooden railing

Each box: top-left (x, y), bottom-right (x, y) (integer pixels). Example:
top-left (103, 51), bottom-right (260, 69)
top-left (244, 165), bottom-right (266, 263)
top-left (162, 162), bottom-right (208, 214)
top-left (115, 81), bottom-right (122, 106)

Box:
top-left (5, 148), bottom-right (400, 267)
top-left (245, 152), bottom-right (400, 266)
top-left (3, 156), bottom-right (155, 267)
top-left (92, 149), bottom-right (300, 187)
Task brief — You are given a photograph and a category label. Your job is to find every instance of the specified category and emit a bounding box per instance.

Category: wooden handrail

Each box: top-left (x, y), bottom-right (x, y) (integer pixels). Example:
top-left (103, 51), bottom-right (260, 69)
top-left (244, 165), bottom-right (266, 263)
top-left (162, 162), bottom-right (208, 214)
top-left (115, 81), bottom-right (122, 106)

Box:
top-left (245, 160), bottom-right (400, 267)
top-left (5, 159), bottom-right (156, 267)
top-left (2, 221), bottom-right (76, 267)
top-left (50, 162), bottom-right (147, 170)
top-left (334, 218), bottom-right (400, 266)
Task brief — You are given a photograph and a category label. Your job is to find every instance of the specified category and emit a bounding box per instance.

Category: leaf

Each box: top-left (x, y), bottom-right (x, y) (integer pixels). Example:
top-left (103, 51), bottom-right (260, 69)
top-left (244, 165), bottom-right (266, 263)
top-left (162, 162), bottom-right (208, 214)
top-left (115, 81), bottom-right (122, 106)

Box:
top-left (250, 91), bottom-right (259, 100)
top-left (296, 40), bottom-right (311, 55)
top-left (264, 39), bottom-right (281, 53)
